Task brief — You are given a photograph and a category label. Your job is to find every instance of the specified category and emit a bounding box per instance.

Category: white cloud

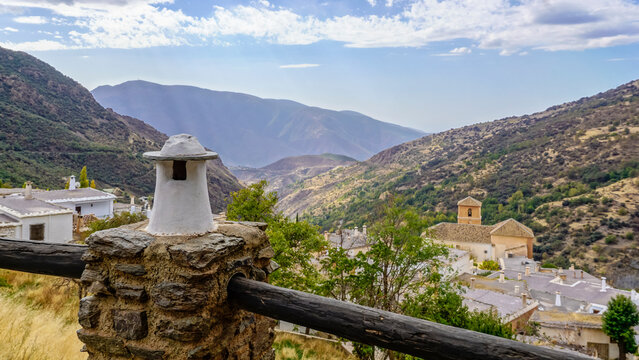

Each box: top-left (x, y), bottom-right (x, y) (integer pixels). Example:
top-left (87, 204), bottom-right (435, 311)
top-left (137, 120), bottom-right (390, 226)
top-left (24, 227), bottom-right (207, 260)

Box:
top-left (3, 0), bottom-right (639, 54)
top-left (450, 47), bottom-right (471, 54)
top-left (3, 27), bottom-right (19, 32)
top-left (367, 0), bottom-right (376, 6)
top-left (13, 15), bottom-right (47, 24)
top-left (0, 39), bottom-right (69, 51)
top-left (279, 63), bottom-right (320, 68)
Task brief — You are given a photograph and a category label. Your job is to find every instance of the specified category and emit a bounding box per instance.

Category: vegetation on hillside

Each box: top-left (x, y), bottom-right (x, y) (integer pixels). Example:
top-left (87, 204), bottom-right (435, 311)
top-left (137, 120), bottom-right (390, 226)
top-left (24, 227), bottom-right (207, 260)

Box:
top-left (279, 79), bottom-right (639, 283)
top-left (602, 295), bottom-right (639, 360)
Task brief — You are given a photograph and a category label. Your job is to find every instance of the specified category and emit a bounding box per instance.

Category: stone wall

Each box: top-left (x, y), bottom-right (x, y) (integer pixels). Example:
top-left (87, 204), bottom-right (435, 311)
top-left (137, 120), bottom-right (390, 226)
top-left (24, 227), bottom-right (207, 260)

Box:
top-left (77, 221), bottom-right (277, 359)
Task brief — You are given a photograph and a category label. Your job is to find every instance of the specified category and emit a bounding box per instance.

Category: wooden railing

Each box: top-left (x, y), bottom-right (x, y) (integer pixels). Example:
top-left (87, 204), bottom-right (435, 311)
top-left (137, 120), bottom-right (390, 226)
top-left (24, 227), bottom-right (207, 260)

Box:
top-left (0, 238), bottom-right (591, 360)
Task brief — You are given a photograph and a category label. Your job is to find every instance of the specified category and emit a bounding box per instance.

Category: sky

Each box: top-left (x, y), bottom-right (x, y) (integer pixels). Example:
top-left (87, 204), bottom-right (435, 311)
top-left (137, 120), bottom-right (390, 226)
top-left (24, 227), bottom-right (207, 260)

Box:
top-left (0, 0), bottom-right (639, 133)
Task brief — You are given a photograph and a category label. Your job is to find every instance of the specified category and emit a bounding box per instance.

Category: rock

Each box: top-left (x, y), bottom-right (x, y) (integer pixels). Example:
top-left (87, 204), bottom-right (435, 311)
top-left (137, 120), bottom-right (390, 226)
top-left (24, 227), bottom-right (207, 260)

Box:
top-left (77, 329), bottom-right (129, 357)
top-left (114, 282), bottom-right (147, 302)
top-left (151, 282), bottom-right (208, 311)
top-left (156, 317), bottom-right (210, 342)
top-left (80, 268), bottom-right (105, 285)
top-left (265, 260), bottom-right (280, 274)
top-left (127, 345), bottom-right (165, 360)
top-left (226, 256), bottom-right (252, 271)
top-left (236, 221), bottom-right (268, 231)
top-left (112, 310), bottom-right (148, 340)
top-left (114, 263), bottom-right (147, 276)
top-left (257, 246), bottom-right (274, 259)
top-left (168, 234), bottom-right (244, 269)
top-left (216, 223), bottom-right (268, 248)
top-left (252, 267), bottom-right (267, 281)
top-left (187, 345), bottom-right (212, 360)
top-left (87, 281), bottom-right (112, 296)
top-left (81, 251), bottom-right (101, 263)
top-left (78, 295), bottom-right (100, 328)
top-left (86, 228), bottom-right (154, 258)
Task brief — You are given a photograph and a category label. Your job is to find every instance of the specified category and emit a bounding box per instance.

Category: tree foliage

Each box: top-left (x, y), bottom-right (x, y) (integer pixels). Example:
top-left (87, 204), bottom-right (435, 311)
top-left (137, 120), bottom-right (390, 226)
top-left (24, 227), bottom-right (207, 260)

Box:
top-left (79, 166), bottom-right (89, 188)
top-left (226, 180), bottom-right (278, 223)
top-left (602, 295), bottom-right (639, 360)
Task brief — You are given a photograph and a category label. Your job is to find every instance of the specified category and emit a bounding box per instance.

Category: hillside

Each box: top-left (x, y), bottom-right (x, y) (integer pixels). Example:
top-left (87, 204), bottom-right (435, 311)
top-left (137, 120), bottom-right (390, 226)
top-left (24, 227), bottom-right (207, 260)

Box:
top-left (91, 80), bottom-right (424, 167)
top-left (279, 80), bottom-right (639, 283)
top-left (0, 47), bottom-right (241, 211)
top-left (232, 153), bottom-right (357, 197)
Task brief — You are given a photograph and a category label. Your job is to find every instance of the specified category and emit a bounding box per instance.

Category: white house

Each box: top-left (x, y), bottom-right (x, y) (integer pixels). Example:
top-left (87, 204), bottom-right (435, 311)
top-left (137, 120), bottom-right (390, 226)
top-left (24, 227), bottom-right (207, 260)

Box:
top-left (0, 191), bottom-right (73, 243)
top-left (33, 186), bottom-right (116, 219)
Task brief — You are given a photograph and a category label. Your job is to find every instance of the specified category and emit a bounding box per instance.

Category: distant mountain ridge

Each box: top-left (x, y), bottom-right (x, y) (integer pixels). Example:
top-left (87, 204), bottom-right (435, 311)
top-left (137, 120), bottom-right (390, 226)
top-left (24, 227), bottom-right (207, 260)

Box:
top-left (232, 153), bottom-right (357, 197)
top-left (0, 47), bottom-right (241, 211)
top-left (91, 80), bottom-right (425, 167)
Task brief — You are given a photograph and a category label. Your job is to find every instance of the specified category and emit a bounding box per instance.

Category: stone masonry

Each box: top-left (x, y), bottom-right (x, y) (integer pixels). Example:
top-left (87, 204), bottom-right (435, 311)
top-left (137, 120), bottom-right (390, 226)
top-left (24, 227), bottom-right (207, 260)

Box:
top-left (77, 220), bottom-right (277, 360)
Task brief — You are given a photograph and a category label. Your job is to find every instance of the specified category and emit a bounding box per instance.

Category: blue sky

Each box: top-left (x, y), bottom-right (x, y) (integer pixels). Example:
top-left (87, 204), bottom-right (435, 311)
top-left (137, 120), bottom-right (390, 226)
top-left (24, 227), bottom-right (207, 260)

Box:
top-left (1, 0), bottom-right (638, 133)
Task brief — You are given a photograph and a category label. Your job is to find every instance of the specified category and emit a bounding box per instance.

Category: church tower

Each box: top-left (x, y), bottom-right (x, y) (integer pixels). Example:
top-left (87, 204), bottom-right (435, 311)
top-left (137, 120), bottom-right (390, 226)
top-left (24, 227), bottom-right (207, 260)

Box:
top-left (457, 196), bottom-right (482, 225)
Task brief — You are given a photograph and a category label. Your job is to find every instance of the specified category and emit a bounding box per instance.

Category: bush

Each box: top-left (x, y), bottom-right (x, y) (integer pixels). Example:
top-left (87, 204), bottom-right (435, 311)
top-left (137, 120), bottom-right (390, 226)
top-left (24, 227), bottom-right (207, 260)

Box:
top-left (541, 262), bottom-right (557, 269)
top-left (605, 235), bottom-right (618, 245)
top-left (618, 208), bottom-right (629, 216)
top-left (478, 260), bottom-right (500, 271)
top-left (84, 212), bottom-right (147, 236)
top-left (626, 232), bottom-right (635, 240)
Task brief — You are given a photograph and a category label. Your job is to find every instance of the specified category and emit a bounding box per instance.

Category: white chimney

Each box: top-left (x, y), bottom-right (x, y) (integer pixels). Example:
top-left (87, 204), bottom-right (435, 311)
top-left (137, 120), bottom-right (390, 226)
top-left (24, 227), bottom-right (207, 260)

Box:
top-left (24, 181), bottom-right (33, 200)
top-left (517, 273), bottom-right (522, 281)
top-left (354, 226), bottom-right (358, 234)
top-left (525, 266), bottom-right (530, 276)
top-left (499, 271), bottom-right (505, 283)
top-left (130, 196), bottom-right (136, 213)
top-left (522, 293), bottom-right (528, 307)
top-left (514, 285), bottom-right (520, 294)
top-left (555, 291), bottom-right (562, 307)
top-left (600, 277), bottom-right (607, 292)
top-left (143, 134), bottom-right (218, 236)
top-left (470, 277), bottom-right (476, 289)
top-left (362, 225), bottom-right (367, 236)
top-left (69, 175), bottom-right (77, 190)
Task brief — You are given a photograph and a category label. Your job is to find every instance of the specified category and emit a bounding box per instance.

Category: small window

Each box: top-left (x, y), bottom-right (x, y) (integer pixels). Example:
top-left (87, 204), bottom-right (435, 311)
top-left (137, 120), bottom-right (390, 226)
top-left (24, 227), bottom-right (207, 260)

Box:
top-left (468, 208), bottom-right (472, 217)
top-left (75, 206), bottom-right (81, 214)
top-left (173, 160), bottom-right (187, 180)
top-left (30, 224), bottom-right (44, 241)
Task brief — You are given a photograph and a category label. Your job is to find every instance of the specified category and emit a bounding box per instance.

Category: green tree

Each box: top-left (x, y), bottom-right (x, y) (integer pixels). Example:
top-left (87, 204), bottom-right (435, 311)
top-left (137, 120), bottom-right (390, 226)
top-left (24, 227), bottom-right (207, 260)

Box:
top-left (226, 180), bottom-right (278, 223)
top-left (64, 178), bottom-right (70, 189)
top-left (226, 181), bottom-right (326, 292)
top-left (79, 166), bottom-right (89, 188)
top-left (602, 295), bottom-right (639, 360)
top-left (90, 179), bottom-right (96, 189)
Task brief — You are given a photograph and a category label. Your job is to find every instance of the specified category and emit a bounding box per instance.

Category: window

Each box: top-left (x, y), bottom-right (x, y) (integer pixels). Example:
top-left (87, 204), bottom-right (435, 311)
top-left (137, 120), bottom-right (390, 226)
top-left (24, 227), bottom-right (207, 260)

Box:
top-left (173, 160), bottom-right (187, 180)
top-left (30, 224), bottom-right (44, 241)
top-left (75, 206), bottom-right (81, 214)
top-left (468, 208), bottom-right (472, 217)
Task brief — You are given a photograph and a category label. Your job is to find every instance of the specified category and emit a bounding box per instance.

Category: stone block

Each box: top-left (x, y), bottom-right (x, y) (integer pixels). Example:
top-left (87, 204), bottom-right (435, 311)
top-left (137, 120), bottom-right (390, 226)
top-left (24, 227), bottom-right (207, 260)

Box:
top-left (80, 268), bottom-right (105, 285)
top-left (114, 282), bottom-right (147, 302)
top-left (216, 223), bottom-right (268, 248)
top-left (168, 234), bottom-right (245, 269)
top-left (112, 310), bottom-right (148, 340)
top-left (151, 282), bottom-right (208, 311)
top-left (81, 250), bottom-right (101, 263)
top-left (78, 295), bottom-right (101, 328)
top-left (265, 260), bottom-right (280, 274)
top-left (86, 228), bottom-right (154, 258)
top-left (127, 345), bottom-right (165, 360)
top-left (114, 263), bottom-right (147, 276)
top-left (226, 256), bottom-right (252, 271)
top-left (257, 246), bottom-right (274, 259)
top-left (187, 346), bottom-right (212, 360)
top-left (77, 329), bottom-right (129, 357)
top-left (156, 317), bottom-right (210, 342)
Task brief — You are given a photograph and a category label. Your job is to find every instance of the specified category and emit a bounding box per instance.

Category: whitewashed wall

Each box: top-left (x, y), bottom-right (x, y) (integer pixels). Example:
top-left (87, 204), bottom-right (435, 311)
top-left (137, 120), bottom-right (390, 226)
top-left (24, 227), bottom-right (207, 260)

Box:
top-left (17, 213), bottom-right (73, 243)
top-left (56, 200), bottom-right (113, 218)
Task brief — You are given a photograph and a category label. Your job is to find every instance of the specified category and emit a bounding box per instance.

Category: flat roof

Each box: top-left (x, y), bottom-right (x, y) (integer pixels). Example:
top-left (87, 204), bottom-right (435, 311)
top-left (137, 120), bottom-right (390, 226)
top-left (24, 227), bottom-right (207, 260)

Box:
top-left (0, 196), bottom-right (72, 217)
top-left (33, 188), bottom-right (116, 203)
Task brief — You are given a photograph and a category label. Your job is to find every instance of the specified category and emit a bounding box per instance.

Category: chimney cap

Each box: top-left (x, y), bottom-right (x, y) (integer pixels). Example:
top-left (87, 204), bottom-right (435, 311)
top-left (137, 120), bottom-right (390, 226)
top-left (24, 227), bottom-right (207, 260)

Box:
top-left (143, 134), bottom-right (218, 161)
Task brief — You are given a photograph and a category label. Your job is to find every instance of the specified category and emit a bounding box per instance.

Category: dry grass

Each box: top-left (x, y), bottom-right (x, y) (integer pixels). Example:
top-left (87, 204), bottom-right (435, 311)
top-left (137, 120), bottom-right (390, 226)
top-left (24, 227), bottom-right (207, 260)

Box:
top-left (274, 332), bottom-right (355, 360)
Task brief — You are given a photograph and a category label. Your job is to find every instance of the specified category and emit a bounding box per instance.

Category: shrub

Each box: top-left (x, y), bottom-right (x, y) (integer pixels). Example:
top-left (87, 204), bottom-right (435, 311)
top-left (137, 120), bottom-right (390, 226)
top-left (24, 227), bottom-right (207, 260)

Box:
top-left (478, 260), bottom-right (500, 271)
top-left (605, 235), bottom-right (618, 245)
top-left (541, 262), bottom-right (558, 269)
top-left (626, 232), bottom-right (635, 240)
top-left (618, 208), bottom-right (629, 216)
top-left (84, 211), bottom-right (147, 236)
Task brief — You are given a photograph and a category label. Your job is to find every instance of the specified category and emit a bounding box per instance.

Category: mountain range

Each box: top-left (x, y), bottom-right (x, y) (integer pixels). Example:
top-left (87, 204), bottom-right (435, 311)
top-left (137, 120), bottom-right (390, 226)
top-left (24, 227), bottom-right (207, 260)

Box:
top-left (278, 79), bottom-right (639, 288)
top-left (91, 80), bottom-right (425, 167)
top-left (0, 47), bottom-right (241, 211)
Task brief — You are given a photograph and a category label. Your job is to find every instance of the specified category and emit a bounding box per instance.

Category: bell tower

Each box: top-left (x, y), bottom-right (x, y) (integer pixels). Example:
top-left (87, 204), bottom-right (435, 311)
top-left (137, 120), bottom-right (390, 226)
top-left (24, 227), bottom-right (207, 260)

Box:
top-left (457, 196), bottom-right (482, 225)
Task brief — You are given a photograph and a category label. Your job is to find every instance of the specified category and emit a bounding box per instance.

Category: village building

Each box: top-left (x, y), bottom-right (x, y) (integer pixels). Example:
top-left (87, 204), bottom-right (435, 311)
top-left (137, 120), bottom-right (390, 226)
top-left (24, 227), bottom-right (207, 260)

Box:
top-left (428, 197), bottom-right (534, 261)
top-left (325, 225), bottom-right (370, 257)
top-left (31, 175), bottom-right (116, 218)
top-left (463, 287), bottom-right (539, 331)
top-left (0, 183), bottom-right (73, 242)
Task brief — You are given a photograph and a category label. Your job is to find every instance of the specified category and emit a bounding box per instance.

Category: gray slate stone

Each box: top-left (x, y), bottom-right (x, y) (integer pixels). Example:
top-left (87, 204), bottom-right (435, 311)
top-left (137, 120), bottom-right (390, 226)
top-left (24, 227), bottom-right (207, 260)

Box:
top-left (226, 256), bottom-right (252, 271)
top-left (114, 282), bottom-right (147, 302)
top-left (78, 295), bottom-right (100, 328)
top-left (127, 345), bottom-right (165, 360)
top-left (265, 260), bottom-right (280, 274)
top-left (114, 263), bottom-right (147, 276)
top-left (257, 246), bottom-right (275, 259)
top-left (86, 228), bottom-right (154, 258)
top-left (112, 309), bottom-right (148, 340)
top-left (187, 345), bottom-right (212, 360)
top-left (156, 317), bottom-right (210, 342)
top-left (151, 282), bottom-right (208, 311)
top-left (80, 268), bottom-right (105, 285)
top-left (77, 329), bottom-right (129, 357)
top-left (168, 234), bottom-right (245, 269)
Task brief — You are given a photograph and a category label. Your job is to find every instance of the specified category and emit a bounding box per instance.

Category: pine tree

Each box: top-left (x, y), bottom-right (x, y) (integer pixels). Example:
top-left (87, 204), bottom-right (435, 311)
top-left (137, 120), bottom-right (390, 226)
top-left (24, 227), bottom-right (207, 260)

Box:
top-left (65, 178), bottom-right (70, 189)
top-left (90, 180), bottom-right (96, 189)
top-left (79, 166), bottom-right (89, 188)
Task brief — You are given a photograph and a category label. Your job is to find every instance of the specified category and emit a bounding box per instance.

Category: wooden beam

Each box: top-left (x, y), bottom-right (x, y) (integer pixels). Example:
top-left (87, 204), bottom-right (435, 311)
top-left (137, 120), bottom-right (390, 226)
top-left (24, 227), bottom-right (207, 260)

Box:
top-left (0, 238), bottom-right (85, 278)
top-left (228, 276), bottom-right (591, 360)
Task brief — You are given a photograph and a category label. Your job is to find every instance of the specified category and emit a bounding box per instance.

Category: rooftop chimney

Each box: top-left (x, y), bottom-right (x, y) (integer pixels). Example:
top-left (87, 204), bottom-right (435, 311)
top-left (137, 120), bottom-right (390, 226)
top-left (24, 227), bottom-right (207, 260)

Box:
top-left (362, 225), bottom-right (367, 236)
top-left (143, 134), bottom-right (218, 236)
top-left (600, 277), bottom-right (607, 292)
top-left (555, 291), bottom-right (562, 307)
top-left (535, 264), bottom-right (540, 273)
top-left (514, 285), bottom-right (520, 294)
top-left (517, 273), bottom-right (522, 281)
top-left (499, 271), bottom-right (505, 283)
top-left (24, 181), bottom-right (33, 200)
top-left (525, 266), bottom-right (530, 276)
top-left (522, 293), bottom-right (528, 307)
top-left (69, 175), bottom-right (78, 190)
top-left (470, 277), bottom-right (476, 289)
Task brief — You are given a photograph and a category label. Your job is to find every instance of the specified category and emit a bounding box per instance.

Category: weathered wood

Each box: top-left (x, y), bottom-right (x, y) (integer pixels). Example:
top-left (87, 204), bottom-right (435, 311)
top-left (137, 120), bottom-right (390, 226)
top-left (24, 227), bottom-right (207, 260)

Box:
top-left (228, 276), bottom-right (591, 360)
top-left (0, 238), bottom-right (86, 278)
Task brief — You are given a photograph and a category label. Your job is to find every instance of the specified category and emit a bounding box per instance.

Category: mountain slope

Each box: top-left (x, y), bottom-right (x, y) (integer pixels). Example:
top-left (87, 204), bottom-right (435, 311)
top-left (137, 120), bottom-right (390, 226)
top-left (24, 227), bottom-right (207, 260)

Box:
top-left (279, 80), bottom-right (639, 281)
top-left (91, 80), bottom-right (424, 167)
top-left (0, 47), bottom-right (241, 211)
top-left (232, 153), bottom-right (357, 197)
